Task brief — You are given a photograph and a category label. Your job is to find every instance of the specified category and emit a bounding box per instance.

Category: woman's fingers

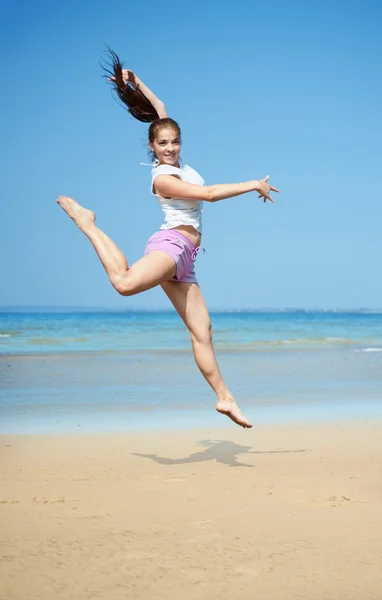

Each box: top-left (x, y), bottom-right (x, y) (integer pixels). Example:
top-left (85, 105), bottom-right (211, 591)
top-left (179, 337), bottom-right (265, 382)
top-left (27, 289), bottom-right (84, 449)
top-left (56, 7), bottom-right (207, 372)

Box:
top-left (257, 176), bottom-right (279, 203)
top-left (258, 193), bottom-right (274, 203)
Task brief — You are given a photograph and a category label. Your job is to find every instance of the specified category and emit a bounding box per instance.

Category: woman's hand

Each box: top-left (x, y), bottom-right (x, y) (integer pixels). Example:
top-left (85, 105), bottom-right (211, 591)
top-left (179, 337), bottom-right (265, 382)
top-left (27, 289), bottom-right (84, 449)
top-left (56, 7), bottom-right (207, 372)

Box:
top-left (256, 176), bottom-right (280, 203)
top-left (108, 69), bottom-right (138, 88)
top-left (121, 69), bottom-right (138, 86)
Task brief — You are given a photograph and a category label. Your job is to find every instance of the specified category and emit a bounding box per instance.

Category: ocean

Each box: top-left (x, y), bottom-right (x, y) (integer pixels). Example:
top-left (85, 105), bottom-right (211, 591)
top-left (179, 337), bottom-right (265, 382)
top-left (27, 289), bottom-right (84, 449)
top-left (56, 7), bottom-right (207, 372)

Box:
top-left (1, 311), bottom-right (381, 433)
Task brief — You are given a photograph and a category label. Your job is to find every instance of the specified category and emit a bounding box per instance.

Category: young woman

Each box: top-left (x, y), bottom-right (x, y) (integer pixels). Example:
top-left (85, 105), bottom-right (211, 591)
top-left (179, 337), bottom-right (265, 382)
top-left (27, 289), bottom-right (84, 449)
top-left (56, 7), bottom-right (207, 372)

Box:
top-left (56, 50), bottom-right (279, 429)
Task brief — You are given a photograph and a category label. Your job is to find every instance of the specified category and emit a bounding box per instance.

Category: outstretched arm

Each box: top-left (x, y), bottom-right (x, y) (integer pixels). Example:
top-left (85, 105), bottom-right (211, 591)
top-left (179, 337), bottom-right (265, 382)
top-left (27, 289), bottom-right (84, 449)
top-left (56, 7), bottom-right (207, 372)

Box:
top-left (120, 70), bottom-right (168, 119)
top-left (154, 175), bottom-right (280, 203)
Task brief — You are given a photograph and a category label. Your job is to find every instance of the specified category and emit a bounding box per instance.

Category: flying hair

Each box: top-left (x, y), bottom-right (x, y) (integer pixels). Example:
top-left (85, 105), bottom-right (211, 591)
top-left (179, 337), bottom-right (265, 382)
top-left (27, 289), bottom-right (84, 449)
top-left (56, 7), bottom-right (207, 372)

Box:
top-left (102, 47), bottom-right (160, 122)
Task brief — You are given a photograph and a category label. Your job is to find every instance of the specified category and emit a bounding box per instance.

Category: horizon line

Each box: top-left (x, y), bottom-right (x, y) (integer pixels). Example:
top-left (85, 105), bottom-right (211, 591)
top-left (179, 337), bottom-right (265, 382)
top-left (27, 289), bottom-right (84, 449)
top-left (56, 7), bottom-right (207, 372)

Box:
top-left (1, 306), bottom-right (382, 314)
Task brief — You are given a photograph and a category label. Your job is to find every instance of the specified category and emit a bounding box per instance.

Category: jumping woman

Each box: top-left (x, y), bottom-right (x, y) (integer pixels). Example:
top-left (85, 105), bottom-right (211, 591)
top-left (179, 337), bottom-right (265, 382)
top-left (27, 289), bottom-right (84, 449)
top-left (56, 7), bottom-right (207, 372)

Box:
top-left (56, 50), bottom-right (279, 428)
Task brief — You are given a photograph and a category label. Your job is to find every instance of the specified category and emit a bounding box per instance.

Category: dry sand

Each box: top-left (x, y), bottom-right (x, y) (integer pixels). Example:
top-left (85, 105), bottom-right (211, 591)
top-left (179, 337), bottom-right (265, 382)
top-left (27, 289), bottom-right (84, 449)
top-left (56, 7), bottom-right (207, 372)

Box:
top-left (1, 420), bottom-right (382, 600)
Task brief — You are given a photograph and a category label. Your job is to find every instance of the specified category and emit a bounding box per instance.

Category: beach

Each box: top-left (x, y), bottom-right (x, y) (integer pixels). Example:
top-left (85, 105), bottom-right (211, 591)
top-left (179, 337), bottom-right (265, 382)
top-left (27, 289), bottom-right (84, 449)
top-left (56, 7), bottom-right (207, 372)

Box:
top-left (1, 420), bottom-right (382, 600)
top-left (1, 311), bottom-right (382, 598)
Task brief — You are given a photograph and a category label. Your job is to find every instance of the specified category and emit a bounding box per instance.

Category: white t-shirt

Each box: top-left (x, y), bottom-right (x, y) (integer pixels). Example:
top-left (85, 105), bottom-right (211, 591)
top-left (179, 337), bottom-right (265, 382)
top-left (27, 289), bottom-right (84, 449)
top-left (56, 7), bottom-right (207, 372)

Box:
top-left (151, 163), bottom-right (204, 232)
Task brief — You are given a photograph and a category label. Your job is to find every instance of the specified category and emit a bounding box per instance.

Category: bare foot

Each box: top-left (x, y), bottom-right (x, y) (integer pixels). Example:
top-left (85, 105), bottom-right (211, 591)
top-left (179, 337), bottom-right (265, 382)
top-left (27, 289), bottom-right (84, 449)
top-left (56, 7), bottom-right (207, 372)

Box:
top-left (216, 399), bottom-right (253, 428)
top-left (56, 196), bottom-right (95, 232)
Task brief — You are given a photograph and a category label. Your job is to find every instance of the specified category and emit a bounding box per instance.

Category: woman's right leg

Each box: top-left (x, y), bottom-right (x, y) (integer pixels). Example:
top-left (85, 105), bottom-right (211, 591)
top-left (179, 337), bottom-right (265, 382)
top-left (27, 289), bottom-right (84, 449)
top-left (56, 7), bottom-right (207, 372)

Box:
top-left (161, 280), bottom-right (252, 428)
top-left (56, 195), bottom-right (176, 295)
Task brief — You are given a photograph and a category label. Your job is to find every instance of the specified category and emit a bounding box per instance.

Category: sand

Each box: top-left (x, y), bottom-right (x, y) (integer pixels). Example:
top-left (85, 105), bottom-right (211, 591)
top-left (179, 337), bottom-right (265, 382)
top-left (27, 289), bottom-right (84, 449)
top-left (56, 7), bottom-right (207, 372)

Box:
top-left (1, 420), bottom-right (382, 600)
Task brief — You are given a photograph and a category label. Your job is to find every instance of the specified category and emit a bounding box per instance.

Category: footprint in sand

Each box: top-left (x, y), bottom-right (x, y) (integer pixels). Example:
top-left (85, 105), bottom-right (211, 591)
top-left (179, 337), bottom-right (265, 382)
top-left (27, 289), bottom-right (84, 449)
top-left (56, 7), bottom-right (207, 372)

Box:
top-left (311, 495), bottom-right (366, 508)
top-left (29, 496), bottom-right (79, 504)
top-left (324, 495), bottom-right (351, 507)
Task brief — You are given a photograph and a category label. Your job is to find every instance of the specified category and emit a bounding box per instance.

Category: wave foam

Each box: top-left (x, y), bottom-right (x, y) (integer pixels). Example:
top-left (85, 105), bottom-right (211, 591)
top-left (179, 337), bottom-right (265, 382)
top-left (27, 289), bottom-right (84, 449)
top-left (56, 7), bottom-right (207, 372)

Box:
top-left (356, 347), bottom-right (382, 353)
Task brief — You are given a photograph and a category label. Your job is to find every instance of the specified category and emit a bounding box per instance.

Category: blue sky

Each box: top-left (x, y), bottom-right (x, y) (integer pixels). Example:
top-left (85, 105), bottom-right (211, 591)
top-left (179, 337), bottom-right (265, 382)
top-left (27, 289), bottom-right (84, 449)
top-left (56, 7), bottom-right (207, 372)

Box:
top-left (1, 0), bottom-right (381, 310)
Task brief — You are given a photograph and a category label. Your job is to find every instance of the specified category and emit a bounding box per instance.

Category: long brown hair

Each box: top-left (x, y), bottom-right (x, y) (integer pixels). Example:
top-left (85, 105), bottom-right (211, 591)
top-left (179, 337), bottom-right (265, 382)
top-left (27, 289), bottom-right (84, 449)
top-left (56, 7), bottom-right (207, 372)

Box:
top-left (103, 49), bottom-right (182, 160)
top-left (102, 48), bottom-right (159, 122)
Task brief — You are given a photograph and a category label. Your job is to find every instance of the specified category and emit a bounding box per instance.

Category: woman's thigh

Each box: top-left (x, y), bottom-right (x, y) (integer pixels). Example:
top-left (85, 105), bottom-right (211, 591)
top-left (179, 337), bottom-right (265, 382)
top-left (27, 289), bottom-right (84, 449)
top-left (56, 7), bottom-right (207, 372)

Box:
top-left (125, 251), bottom-right (177, 295)
top-left (161, 281), bottom-right (211, 341)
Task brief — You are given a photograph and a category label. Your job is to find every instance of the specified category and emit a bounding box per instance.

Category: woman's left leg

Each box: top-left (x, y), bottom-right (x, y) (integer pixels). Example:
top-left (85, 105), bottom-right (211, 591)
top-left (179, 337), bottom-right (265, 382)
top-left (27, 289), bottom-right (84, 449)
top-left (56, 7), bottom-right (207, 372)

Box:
top-left (56, 195), bottom-right (176, 295)
top-left (161, 281), bottom-right (252, 428)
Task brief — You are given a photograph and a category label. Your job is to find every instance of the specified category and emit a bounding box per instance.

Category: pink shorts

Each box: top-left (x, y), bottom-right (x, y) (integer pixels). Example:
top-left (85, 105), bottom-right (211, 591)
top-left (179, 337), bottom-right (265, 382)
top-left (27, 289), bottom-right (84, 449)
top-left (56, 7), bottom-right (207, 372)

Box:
top-left (144, 229), bottom-right (201, 283)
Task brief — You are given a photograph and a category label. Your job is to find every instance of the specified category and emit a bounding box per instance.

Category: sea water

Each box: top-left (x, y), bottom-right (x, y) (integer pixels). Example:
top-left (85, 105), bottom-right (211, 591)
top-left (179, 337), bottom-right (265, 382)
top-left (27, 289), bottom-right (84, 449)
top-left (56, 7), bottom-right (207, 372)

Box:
top-left (1, 311), bottom-right (381, 433)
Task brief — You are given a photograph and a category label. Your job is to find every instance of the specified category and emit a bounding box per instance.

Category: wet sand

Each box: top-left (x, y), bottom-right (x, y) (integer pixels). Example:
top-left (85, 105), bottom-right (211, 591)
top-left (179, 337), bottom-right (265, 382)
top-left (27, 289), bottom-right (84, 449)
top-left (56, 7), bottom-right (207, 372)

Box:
top-left (1, 420), bottom-right (382, 599)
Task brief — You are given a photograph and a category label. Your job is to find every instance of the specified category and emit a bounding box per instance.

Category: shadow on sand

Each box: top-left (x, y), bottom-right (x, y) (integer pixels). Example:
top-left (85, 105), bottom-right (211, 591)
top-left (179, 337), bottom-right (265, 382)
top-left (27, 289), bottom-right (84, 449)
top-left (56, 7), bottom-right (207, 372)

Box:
top-left (132, 440), bottom-right (307, 468)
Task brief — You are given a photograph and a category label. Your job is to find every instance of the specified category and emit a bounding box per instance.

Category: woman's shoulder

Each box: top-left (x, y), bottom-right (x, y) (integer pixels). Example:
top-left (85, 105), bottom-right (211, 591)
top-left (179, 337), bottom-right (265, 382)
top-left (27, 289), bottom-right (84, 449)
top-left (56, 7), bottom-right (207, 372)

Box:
top-left (151, 162), bottom-right (204, 185)
top-left (151, 163), bottom-right (182, 178)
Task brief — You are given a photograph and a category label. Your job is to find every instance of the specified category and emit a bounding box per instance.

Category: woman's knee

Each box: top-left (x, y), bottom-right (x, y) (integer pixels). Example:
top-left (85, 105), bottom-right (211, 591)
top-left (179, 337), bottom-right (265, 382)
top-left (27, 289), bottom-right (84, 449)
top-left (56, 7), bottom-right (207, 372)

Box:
top-left (190, 320), bottom-right (212, 346)
top-left (111, 273), bottom-right (137, 297)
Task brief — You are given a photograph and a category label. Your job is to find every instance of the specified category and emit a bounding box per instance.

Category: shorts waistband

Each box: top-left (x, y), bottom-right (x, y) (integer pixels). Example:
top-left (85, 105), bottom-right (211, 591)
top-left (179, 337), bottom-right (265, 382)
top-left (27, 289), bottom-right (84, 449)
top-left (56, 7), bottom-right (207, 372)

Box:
top-left (155, 228), bottom-right (205, 261)
top-left (170, 229), bottom-right (205, 262)
top-left (165, 228), bottom-right (199, 250)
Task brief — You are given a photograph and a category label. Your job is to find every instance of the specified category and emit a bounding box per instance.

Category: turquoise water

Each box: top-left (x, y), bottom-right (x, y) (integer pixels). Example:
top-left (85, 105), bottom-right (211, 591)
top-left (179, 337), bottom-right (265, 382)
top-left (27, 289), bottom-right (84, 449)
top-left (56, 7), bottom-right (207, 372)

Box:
top-left (1, 311), bottom-right (382, 433)
top-left (2, 310), bottom-right (382, 354)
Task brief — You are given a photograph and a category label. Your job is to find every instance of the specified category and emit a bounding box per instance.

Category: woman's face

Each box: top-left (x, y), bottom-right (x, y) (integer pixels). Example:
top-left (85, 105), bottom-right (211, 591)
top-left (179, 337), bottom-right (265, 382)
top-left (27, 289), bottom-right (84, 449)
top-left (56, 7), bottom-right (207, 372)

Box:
top-left (150, 127), bottom-right (181, 166)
